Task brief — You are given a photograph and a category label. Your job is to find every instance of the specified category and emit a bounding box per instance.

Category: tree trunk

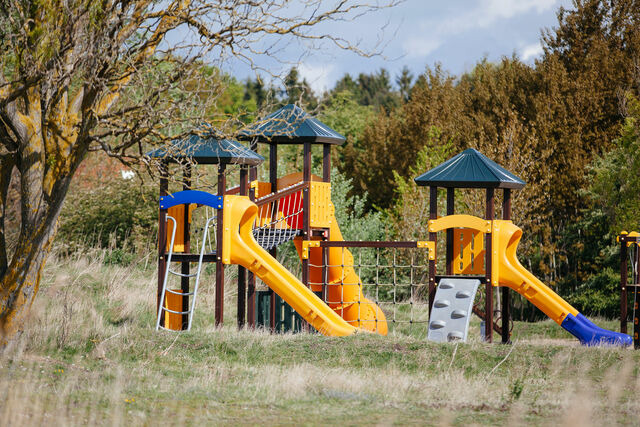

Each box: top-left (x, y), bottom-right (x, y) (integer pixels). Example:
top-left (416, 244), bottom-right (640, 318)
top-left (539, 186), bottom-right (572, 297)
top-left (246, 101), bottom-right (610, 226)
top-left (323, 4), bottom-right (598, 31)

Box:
top-left (0, 113), bottom-right (82, 345)
top-left (0, 171), bottom-right (75, 345)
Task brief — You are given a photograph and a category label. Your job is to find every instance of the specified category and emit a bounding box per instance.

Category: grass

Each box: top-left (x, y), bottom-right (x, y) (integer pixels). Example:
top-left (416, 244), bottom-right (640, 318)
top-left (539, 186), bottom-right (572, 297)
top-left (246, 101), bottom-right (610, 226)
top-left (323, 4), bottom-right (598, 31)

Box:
top-left (1, 247), bottom-right (639, 425)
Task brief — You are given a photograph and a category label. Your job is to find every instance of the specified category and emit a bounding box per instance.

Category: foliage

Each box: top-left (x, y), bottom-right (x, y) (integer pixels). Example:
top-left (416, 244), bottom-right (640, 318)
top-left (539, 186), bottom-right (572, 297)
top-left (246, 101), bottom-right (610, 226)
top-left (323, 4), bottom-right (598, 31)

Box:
top-left (585, 94), bottom-right (640, 235)
top-left (318, 90), bottom-right (376, 165)
top-left (57, 175), bottom-right (157, 254)
top-left (389, 128), bottom-right (454, 241)
top-left (331, 168), bottom-right (386, 242)
top-left (331, 68), bottom-right (401, 111)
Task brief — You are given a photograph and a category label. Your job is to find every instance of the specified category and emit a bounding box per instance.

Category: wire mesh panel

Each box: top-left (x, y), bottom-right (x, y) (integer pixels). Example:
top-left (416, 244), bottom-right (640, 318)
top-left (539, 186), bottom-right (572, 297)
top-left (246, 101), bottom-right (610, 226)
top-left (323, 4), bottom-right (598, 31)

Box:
top-left (252, 183), bottom-right (306, 250)
top-left (312, 242), bottom-right (432, 335)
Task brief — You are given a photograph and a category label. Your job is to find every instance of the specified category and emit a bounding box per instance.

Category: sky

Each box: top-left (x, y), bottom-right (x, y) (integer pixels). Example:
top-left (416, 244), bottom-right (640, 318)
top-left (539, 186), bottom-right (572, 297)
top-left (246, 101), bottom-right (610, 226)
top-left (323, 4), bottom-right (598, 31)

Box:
top-left (220, 0), bottom-right (574, 94)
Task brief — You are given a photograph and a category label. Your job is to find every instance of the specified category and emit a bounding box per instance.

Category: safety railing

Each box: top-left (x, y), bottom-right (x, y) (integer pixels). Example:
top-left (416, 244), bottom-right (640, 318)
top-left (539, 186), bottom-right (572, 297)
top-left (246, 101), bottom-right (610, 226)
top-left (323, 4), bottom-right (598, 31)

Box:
top-left (252, 181), bottom-right (308, 250)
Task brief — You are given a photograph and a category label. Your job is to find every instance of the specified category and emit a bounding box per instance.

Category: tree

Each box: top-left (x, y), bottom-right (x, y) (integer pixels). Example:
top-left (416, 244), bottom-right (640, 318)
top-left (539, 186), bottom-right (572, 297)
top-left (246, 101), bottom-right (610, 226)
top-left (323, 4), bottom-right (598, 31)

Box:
top-left (0, 0), bottom-right (397, 344)
top-left (283, 67), bottom-right (318, 110)
top-left (395, 66), bottom-right (413, 102)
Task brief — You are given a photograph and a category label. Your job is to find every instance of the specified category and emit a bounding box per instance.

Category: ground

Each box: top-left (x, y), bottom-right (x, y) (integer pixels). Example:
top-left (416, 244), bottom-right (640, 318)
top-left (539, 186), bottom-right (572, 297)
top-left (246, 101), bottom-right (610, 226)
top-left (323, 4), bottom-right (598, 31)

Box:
top-left (1, 249), bottom-right (638, 426)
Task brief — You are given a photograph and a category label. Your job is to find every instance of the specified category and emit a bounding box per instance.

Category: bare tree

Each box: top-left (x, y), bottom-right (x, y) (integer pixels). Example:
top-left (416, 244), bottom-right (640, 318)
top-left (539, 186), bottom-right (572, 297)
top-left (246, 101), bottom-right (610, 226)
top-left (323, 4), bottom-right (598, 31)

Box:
top-left (0, 0), bottom-right (398, 344)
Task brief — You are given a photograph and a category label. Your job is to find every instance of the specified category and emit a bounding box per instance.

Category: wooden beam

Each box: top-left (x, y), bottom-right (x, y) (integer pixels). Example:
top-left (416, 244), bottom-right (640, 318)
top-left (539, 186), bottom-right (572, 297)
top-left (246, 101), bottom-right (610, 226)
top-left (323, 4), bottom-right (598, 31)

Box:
top-left (215, 164), bottom-right (226, 326)
top-left (485, 188), bottom-right (495, 343)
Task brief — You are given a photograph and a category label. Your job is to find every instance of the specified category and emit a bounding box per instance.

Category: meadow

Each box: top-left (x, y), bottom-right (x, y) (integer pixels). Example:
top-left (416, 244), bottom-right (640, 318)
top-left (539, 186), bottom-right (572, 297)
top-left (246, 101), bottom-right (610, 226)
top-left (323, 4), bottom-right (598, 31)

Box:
top-left (0, 247), bottom-right (637, 426)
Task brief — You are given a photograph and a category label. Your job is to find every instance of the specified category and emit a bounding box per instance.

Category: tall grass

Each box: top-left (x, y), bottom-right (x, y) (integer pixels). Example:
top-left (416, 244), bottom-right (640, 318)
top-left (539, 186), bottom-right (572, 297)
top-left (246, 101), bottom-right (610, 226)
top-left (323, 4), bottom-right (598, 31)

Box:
top-left (1, 247), bottom-right (639, 425)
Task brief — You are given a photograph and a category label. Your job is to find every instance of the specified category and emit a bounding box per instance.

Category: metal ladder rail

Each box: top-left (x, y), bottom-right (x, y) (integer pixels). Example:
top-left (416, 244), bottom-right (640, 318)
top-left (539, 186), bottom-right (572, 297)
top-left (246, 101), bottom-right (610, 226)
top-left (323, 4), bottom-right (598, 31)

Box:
top-left (156, 214), bottom-right (216, 331)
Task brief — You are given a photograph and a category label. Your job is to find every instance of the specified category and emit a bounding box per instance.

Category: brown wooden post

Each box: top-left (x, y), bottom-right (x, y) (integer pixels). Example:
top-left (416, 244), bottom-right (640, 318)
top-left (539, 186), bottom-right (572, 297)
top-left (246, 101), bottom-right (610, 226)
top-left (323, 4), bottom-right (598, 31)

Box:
top-left (157, 161), bottom-right (169, 326)
top-left (634, 245), bottom-right (640, 349)
top-left (322, 143), bottom-right (331, 303)
top-left (237, 166), bottom-right (248, 328)
top-left (621, 237), bottom-right (628, 334)
top-left (247, 141), bottom-right (258, 327)
top-left (501, 188), bottom-right (511, 344)
top-left (485, 188), bottom-right (495, 343)
top-left (215, 164), bottom-right (226, 326)
top-left (301, 142), bottom-right (313, 332)
top-left (621, 240), bottom-right (629, 337)
top-left (181, 165), bottom-right (192, 329)
top-left (446, 188), bottom-right (455, 275)
top-left (428, 186), bottom-right (438, 313)
top-left (323, 143), bottom-right (331, 182)
top-left (269, 142), bottom-right (278, 331)
top-left (302, 142), bottom-right (312, 287)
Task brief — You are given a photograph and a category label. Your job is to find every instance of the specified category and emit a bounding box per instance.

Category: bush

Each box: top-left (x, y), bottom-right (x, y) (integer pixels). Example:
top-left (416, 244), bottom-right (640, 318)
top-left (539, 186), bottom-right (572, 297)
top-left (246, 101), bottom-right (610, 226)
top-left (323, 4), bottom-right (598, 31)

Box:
top-left (57, 176), bottom-right (157, 254)
top-left (568, 267), bottom-right (621, 318)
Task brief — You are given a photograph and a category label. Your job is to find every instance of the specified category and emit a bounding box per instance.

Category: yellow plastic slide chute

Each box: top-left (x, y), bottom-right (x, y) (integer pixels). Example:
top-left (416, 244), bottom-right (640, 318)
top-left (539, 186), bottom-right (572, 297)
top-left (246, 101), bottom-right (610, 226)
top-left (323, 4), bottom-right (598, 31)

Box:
top-left (221, 195), bottom-right (357, 336)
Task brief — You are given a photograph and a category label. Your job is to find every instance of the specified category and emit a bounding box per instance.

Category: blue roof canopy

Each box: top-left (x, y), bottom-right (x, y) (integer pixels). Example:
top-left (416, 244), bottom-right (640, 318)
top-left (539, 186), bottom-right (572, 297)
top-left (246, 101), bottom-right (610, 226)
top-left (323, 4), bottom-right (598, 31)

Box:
top-left (414, 148), bottom-right (526, 189)
top-left (146, 131), bottom-right (264, 166)
top-left (237, 104), bottom-right (346, 145)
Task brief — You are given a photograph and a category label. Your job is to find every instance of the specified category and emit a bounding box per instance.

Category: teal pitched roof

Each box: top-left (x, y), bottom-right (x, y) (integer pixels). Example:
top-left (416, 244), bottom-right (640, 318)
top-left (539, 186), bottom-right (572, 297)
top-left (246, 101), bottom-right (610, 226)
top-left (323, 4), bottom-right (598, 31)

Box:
top-left (237, 104), bottom-right (345, 145)
top-left (414, 148), bottom-right (526, 189)
top-left (146, 132), bottom-right (264, 166)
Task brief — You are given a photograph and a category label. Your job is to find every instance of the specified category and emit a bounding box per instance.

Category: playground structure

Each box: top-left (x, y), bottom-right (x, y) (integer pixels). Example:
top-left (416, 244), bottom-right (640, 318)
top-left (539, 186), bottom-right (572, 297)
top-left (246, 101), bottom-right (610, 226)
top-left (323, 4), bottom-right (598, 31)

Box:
top-left (148, 105), bottom-right (632, 346)
top-left (619, 231), bottom-right (640, 348)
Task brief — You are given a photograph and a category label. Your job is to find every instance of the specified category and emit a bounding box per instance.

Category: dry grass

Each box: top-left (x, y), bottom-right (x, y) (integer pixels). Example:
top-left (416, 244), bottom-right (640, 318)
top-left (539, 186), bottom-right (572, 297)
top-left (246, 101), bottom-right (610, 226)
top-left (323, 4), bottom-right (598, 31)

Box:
top-left (0, 248), bottom-right (639, 425)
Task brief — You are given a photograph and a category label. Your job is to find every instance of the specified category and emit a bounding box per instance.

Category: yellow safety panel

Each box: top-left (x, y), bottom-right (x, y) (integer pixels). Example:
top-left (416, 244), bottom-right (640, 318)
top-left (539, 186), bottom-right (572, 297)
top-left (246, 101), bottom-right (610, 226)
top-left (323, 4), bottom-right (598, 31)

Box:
top-left (428, 214), bottom-right (491, 234)
top-left (166, 204), bottom-right (196, 253)
top-left (254, 182), bottom-right (272, 199)
top-left (309, 181), bottom-right (332, 228)
top-left (452, 228), bottom-right (485, 275)
top-left (164, 289), bottom-right (184, 331)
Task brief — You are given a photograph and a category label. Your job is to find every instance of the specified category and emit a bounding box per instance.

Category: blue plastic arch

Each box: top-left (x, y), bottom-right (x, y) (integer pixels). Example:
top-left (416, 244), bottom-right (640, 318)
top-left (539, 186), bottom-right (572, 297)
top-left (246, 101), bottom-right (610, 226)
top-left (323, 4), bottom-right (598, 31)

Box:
top-left (159, 190), bottom-right (223, 210)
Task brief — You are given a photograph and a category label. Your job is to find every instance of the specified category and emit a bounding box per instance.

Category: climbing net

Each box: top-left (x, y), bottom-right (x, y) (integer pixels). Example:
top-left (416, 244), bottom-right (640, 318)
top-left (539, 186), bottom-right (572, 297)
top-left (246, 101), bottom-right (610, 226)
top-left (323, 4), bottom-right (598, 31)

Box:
top-left (309, 243), bottom-right (431, 334)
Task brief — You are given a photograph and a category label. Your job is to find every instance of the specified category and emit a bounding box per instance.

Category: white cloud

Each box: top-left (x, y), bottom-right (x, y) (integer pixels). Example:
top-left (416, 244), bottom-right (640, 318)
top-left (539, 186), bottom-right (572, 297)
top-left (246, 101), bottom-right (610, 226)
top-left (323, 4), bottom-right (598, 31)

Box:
top-left (521, 42), bottom-right (543, 61)
top-left (403, 0), bottom-right (561, 59)
top-left (298, 63), bottom-right (335, 94)
top-left (402, 37), bottom-right (442, 59)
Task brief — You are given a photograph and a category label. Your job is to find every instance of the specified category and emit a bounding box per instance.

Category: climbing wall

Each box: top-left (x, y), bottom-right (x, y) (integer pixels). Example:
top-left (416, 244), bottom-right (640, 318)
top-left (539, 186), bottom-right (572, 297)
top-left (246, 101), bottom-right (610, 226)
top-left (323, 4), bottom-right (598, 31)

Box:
top-left (427, 278), bottom-right (480, 343)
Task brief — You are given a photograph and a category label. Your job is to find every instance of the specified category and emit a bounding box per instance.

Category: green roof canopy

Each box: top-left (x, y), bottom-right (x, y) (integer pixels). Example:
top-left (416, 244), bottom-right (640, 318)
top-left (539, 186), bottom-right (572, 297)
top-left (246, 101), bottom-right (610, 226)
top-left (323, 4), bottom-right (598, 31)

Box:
top-left (414, 148), bottom-right (526, 189)
top-left (237, 104), bottom-right (345, 145)
top-left (146, 132), bottom-right (264, 166)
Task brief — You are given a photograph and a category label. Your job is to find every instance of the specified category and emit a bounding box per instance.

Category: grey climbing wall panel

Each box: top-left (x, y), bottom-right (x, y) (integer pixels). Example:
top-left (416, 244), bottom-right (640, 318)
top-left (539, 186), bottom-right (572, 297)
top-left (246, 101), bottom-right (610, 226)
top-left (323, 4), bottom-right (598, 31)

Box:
top-left (427, 278), bottom-right (480, 343)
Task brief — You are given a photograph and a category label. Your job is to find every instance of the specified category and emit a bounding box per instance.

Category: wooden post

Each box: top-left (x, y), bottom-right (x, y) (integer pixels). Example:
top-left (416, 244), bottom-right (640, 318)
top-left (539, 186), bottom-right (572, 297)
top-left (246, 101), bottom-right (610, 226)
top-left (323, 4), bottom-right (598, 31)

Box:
top-left (247, 141), bottom-right (258, 328)
top-left (301, 142), bottom-right (312, 332)
top-left (621, 237), bottom-right (628, 334)
top-left (302, 142), bottom-right (312, 287)
top-left (323, 143), bottom-right (331, 182)
top-left (215, 164), bottom-right (226, 326)
top-left (237, 166), bottom-right (248, 328)
top-left (635, 246), bottom-right (640, 349)
top-left (446, 188), bottom-right (455, 275)
top-left (269, 142), bottom-right (277, 331)
top-left (428, 186), bottom-right (438, 313)
top-left (501, 188), bottom-right (511, 344)
top-left (157, 161), bottom-right (168, 326)
top-left (181, 165), bottom-right (192, 329)
top-left (321, 143), bottom-right (331, 304)
top-left (485, 188), bottom-right (495, 343)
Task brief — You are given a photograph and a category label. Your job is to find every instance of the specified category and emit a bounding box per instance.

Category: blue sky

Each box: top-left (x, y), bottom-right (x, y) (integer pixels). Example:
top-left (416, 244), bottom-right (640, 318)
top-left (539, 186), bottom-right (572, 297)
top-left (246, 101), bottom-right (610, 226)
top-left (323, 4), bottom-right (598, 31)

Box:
top-left (221, 0), bottom-right (574, 93)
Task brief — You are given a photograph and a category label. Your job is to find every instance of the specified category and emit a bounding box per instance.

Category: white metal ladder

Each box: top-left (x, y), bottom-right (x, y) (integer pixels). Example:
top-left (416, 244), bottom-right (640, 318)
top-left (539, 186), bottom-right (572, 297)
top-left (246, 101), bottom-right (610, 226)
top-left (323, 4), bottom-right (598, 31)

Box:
top-left (156, 214), bottom-right (216, 331)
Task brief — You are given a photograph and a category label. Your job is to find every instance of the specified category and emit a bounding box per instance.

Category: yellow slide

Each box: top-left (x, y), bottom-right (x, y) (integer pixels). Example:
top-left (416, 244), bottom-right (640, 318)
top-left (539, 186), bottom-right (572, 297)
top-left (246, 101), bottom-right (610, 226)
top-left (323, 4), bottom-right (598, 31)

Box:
top-left (273, 172), bottom-right (387, 335)
top-left (293, 218), bottom-right (388, 335)
top-left (221, 195), bottom-right (357, 336)
top-left (493, 220), bottom-right (631, 346)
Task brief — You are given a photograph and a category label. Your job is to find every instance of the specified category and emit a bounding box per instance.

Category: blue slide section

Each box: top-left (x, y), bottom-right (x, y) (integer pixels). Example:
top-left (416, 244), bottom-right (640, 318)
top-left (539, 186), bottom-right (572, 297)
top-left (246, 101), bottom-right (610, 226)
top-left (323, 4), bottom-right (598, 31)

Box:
top-left (561, 313), bottom-right (632, 346)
